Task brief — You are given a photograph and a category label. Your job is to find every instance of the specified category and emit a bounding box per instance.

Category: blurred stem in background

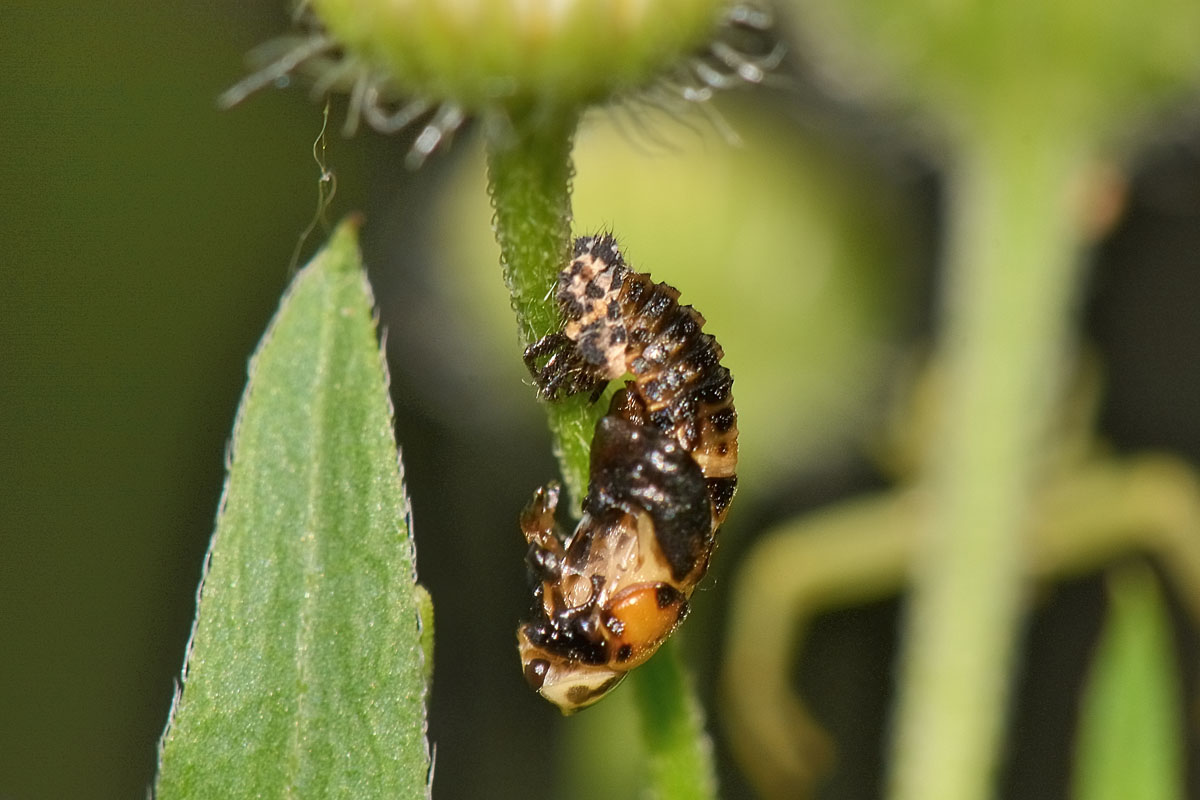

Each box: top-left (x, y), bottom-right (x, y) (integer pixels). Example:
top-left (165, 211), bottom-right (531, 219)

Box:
top-left (774, 1), bottom-right (1200, 795)
top-left (890, 121), bottom-right (1090, 800)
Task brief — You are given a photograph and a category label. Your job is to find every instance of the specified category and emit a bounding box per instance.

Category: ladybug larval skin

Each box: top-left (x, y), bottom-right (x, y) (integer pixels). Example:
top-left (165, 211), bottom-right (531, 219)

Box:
top-left (519, 234), bottom-right (738, 713)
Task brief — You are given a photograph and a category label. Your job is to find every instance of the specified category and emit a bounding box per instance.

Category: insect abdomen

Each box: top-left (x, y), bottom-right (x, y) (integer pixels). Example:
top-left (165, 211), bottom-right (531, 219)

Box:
top-left (617, 269), bottom-right (739, 524)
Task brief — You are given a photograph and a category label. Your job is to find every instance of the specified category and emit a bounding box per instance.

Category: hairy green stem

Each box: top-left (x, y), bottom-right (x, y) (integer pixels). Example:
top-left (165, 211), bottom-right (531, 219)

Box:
top-left (485, 108), bottom-right (597, 504)
top-left (632, 640), bottom-right (719, 800)
top-left (888, 123), bottom-right (1091, 800)
top-left (484, 107), bottom-right (716, 800)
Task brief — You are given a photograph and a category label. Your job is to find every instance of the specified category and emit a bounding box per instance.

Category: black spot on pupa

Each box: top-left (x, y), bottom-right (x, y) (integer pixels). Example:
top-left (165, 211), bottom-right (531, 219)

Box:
top-left (525, 659), bottom-right (550, 690)
top-left (656, 585), bottom-right (683, 609)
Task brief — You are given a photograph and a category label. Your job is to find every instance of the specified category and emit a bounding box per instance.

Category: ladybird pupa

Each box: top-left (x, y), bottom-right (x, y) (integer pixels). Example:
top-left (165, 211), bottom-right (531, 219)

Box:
top-left (518, 235), bottom-right (738, 713)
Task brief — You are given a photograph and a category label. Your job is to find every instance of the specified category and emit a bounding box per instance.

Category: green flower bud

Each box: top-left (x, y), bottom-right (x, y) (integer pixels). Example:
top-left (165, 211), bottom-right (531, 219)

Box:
top-left (223, 3), bottom-right (781, 163)
top-left (309, 0), bottom-right (728, 110)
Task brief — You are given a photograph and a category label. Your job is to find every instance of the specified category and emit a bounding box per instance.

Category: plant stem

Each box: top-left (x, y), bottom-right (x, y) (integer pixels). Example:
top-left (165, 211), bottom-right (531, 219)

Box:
top-left (484, 107), bottom-right (717, 799)
top-left (485, 107), bottom-right (597, 504)
top-left (888, 122), bottom-right (1091, 800)
top-left (631, 640), bottom-right (719, 800)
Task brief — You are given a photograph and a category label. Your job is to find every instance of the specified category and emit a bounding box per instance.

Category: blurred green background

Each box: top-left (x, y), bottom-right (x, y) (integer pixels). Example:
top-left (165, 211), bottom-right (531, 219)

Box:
top-left (2, 3), bottom-right (1199, 799)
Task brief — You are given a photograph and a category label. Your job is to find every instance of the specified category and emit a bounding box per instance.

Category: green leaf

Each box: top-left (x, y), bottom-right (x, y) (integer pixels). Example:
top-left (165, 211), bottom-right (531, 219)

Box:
top-left (1073, 565), bottom-right (1183, 800)
top-left (155, 219), bottom-right (431, 799)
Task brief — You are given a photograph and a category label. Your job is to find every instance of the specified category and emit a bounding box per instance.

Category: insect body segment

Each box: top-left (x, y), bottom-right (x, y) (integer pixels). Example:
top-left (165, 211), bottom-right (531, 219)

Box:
top-left (519, 234), bottom-right (739, 713)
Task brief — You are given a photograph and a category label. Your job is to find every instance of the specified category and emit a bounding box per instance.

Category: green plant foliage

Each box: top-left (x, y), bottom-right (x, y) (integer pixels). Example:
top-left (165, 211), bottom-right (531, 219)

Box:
top-left (783, 0), bottom-right (1200, 138)
top-left (1074, 566), bottom-right (1183, 800)
top-left (155, 220), bottom-right (431, 799)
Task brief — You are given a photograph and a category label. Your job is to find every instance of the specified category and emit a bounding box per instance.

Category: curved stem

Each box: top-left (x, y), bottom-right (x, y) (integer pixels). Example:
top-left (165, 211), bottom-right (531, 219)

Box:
top-left (888, 124), bottom-right (1091, 800)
